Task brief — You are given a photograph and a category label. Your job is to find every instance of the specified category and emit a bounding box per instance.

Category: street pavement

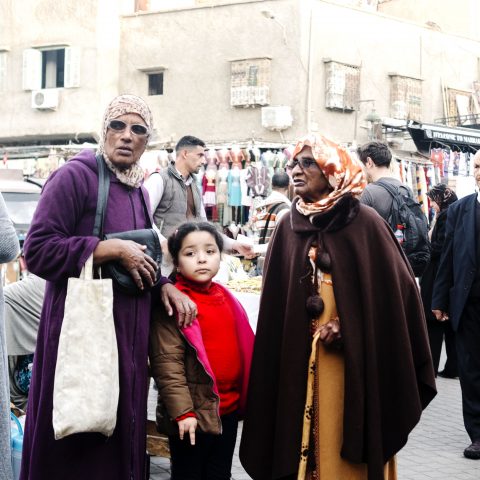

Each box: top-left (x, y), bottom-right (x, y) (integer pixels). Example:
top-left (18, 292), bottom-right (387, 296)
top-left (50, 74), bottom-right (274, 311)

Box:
top-left (149, 367), bottom-right (480, 479)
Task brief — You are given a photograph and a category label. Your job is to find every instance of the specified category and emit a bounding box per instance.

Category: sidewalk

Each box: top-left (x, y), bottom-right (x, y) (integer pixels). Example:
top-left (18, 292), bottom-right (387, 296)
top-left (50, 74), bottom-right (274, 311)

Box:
top-left (149, 376), bottom-right (480, 479)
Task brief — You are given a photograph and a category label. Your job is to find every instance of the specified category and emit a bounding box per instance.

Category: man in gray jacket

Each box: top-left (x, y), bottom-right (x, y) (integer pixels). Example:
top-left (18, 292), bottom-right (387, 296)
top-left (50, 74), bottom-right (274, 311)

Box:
top-left (145, 136), bottom-right (253, 274)
top-left (357, 141), bottom-right (413, 219)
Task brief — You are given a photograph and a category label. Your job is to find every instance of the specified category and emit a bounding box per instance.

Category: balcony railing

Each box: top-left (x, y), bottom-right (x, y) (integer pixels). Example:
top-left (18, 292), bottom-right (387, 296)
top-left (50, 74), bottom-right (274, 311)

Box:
top-left (434, 114), bottom-right (480, 128)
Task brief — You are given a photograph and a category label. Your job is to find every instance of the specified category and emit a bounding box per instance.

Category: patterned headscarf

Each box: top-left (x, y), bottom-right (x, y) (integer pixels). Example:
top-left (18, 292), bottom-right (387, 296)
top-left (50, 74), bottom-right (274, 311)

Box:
top-left (97, 94), bottom-right (153, 188)
top-left (427, 183), bottom-right (457, 211)
top-left (293, 134), bottom-right (367, 216)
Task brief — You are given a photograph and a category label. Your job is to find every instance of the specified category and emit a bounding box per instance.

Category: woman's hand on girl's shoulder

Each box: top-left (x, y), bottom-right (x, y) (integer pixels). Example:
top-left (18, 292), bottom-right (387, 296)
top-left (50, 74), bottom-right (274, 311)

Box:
top-left (178, 417), bottom-right (198, 445)
top-left (160, 283), bottom-right (197, 327)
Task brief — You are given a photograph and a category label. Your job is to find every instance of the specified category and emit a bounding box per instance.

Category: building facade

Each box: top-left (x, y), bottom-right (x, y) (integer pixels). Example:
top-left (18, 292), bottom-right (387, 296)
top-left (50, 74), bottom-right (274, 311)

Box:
top-left (1, 0), bottom-right (480, 164)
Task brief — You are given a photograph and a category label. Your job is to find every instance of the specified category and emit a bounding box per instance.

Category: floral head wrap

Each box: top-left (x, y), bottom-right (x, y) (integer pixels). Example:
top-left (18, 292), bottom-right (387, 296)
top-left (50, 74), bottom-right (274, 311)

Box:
top-left (293, 134), bottom-right (367, 215)
top-left (97, 94), bottom-right (153, 188)
top-left (427, 183), bottom-right (457, 211)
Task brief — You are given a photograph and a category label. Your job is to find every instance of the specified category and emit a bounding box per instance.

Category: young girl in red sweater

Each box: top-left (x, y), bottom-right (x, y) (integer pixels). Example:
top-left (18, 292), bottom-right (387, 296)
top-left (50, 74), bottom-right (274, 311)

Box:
top-left (149, 222), bottom-right (254, 480)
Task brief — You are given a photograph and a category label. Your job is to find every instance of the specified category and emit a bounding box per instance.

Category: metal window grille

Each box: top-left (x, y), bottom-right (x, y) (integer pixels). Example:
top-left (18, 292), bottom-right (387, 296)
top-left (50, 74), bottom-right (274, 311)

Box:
top-left (325, 61), bottom-right (359, 112)
top-left (390, 75), bottom-right (422, 121)
top-left (230, 58), bottom-right (271, 107)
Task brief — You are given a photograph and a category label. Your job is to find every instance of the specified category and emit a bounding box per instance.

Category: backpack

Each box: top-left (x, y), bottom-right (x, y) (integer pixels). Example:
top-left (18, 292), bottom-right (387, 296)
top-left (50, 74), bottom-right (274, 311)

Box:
top-left (376, 179), bottom-right (431, 277)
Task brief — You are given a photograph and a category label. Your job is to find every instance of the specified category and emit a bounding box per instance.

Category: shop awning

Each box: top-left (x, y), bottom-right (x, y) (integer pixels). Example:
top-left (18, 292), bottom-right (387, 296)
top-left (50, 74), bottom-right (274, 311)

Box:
top-left (407, 121), bottom-right (480, 154)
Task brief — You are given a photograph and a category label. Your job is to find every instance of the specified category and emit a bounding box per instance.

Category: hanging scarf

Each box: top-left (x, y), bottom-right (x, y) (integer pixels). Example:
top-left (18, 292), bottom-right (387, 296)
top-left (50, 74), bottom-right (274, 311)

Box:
top-left (293, 134), bottom-right (366, 216)
top-left (97, 94), bottom-right (153, 188)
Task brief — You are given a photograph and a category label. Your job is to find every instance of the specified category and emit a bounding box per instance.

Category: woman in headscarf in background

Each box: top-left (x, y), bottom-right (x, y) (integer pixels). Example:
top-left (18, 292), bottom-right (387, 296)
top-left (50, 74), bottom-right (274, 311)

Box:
top-left (420, 183), bottom-right (458, 378)
top-left (21, 95), bottom-right (196, 480)
top-left (239, 134), bottom-right (436, 480)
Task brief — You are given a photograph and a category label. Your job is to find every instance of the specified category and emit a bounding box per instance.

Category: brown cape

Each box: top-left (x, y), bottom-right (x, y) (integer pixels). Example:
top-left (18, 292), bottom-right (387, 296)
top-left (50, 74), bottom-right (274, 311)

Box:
top-left (239, 195), bottom-right (436, 480)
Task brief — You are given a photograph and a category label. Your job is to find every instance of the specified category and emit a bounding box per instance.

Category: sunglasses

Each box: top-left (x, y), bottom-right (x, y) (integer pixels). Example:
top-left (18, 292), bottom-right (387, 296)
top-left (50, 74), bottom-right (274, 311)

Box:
top-left (108, 120), bottom-right (149, 136)
top-left (286, 157), bottom-right (318, 171)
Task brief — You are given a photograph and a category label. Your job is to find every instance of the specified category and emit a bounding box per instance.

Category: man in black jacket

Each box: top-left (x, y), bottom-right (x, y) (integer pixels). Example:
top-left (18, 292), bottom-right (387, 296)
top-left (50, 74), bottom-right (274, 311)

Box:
top-left (432, 150), bottom-right (480, 459)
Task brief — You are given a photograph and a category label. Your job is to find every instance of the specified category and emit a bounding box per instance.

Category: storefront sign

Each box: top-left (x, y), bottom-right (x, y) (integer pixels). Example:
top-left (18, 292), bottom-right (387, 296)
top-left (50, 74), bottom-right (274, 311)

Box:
top-left (424, 128), bottom-right (480, 147)
top-left (408, 121), bottom-right (480, 153)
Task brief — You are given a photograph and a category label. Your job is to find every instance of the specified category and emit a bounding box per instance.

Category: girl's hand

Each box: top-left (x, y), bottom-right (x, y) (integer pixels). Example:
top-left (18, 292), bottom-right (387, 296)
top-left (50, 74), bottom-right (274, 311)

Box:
top-left (178, 417), bottom-right (198, 445)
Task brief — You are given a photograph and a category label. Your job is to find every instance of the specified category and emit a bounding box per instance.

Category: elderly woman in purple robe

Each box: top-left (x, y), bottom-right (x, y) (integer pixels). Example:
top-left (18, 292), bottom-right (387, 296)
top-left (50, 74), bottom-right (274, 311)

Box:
top-left (20, 95), bottom-right (197, 480)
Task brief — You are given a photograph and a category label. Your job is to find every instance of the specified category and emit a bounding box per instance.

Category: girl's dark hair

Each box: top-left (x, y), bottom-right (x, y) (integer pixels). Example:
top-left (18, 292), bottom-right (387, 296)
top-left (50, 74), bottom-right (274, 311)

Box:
top-left (168, 222), bottom-right (224, 266)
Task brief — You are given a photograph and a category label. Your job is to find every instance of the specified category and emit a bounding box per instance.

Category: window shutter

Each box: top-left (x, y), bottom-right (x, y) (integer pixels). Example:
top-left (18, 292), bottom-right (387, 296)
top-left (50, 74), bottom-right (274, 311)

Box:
top-left (0, 52), bottom-right (6, 92)
top-left (22, 49), bottom-right (42, 91)
top-left (64, 47), bottom-right (81, 88)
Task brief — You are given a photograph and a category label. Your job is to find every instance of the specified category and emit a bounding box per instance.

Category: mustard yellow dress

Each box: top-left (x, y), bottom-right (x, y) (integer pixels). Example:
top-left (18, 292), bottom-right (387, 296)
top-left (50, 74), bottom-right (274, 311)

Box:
top-left (298, 266), bottom-right (397, 480)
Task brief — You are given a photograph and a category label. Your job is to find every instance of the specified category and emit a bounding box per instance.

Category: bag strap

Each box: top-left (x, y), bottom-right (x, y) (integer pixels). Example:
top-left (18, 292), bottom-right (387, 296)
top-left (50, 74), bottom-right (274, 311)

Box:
top-left (93, 155), bottom-right (110, 238)
top-left (93, 155), bottom-right (152, 239)
top-left (374, 178), bottom-right (400, 199)
top-left (259, 202), bottom-right (287, 244)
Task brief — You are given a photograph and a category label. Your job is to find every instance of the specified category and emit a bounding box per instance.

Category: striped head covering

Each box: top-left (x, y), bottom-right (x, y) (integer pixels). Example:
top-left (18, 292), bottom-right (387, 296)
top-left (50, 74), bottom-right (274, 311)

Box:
top-left (293, 134), bottom-right (366, 215)
top-left (97, 94), bottom-right (153, 188)
top-left (427, 183), bottom-right (457, 211)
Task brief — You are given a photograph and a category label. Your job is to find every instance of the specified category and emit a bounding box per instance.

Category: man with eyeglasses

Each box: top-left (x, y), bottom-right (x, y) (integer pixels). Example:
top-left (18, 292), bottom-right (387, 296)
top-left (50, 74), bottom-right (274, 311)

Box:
top-left (145, 135), bottom-right (254, 274)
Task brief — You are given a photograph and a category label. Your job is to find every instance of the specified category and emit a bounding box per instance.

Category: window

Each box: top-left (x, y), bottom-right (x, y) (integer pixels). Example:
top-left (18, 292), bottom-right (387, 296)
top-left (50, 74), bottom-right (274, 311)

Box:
top-left (230, 58), bottom-right (271, 107)
top-left (148, 73), bottom-right (164, 96)
top-left (23, 47), bottom-right (80, 91)
top-left (389, 75), bottom-right (422, 121)
top-left (324, 60), bottom-right (360, 111)
top-left (42, 49), bottom-right (64, 88)
top-left (0, 52), bottom-right (7, 92)
top-left (445, 87), bottom-right (474, 126)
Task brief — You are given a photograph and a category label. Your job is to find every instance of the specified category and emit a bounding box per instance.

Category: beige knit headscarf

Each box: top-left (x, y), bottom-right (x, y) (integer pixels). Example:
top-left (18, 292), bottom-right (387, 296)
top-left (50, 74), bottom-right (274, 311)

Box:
top-left (97, 94), bottom-right (153, 188)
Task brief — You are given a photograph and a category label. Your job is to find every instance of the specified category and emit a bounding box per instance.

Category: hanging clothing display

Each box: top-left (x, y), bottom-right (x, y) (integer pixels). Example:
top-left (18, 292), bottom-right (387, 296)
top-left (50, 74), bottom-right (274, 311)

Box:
top-left (203, 168), bottom-right (217, 207)
top-left (246, 163), bottom-right (270, 198)
top-left (228, 167), bottom-right (242, 207)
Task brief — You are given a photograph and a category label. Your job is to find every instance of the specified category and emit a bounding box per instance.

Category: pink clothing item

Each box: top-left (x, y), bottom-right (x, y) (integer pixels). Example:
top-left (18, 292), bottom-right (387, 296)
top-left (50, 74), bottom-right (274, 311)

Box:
top-left (179, 282), bottom-right (254, 416)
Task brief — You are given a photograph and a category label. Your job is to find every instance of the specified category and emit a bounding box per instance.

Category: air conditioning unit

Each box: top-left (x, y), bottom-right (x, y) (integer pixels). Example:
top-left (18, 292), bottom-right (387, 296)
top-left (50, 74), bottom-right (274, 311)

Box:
top-left (261, 106), bottom-right (293, 131)
top-left (31, 89), bottom-right (59, 110)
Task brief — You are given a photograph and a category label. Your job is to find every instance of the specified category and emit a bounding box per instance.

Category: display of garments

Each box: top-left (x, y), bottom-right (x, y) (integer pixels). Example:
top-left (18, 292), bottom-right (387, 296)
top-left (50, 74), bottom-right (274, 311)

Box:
top-left (418, 166), bottom-right (428, 217)
top-left (218, 148), bottom-right (232, 166)
top-left (206, 149), bottom-right (219, 169)
top-left (158, 150), bottom-right (170, 169)
top-left (230, 148), bottom-right (245, 168)
top-left (246, 163), bottom-right (270, 197)
top-left (261, 150), bottom-right (275, 177)
top-left (195, 166), bottom-right (205, 193)
top-left (240, 169), bottom-right (252, 208)
top-left (216, 167), bottom-right (229, 205)
top-left (203, 168), bottom-right (217, 207)
top-left (228, 167), bottom-right (242, 207)
top-left (273, 151), bottom-right (287, 172)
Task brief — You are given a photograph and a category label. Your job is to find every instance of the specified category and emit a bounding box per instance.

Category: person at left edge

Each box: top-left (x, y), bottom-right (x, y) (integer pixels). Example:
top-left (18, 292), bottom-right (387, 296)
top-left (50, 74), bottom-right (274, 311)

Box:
top-left (0, 191), bottom-right (20, 480)
top-left (20, 94), bottom-right (197, 480)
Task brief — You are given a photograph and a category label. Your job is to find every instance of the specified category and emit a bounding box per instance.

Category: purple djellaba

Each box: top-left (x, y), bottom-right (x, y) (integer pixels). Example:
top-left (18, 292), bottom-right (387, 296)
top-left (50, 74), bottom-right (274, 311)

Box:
top-left (20, 95), bottom-right (197, 480)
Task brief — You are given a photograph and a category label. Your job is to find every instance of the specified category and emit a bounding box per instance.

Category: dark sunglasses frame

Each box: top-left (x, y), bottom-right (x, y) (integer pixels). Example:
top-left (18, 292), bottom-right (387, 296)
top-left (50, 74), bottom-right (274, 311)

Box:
top-left (108, 120), bottom-right (149, 136)
top-left (286, 157), bottom-right (318, 171)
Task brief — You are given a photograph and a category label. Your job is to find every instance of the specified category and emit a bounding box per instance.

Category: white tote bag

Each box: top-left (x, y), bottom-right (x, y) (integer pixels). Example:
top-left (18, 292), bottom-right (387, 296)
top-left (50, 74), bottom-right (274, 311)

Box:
top-left (52, 254), bottom-right (119, 440)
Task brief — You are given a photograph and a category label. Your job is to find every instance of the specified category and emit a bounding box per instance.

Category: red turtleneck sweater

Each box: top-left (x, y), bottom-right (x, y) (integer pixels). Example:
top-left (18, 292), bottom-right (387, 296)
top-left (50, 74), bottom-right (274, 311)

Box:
top-left (176, 275), bottom-right (242, 416)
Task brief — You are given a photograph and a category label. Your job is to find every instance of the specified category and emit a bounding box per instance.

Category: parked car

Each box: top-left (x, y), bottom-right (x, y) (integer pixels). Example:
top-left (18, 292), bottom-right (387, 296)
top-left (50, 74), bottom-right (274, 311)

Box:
top-left (0, 169), bottom-right (42, 244)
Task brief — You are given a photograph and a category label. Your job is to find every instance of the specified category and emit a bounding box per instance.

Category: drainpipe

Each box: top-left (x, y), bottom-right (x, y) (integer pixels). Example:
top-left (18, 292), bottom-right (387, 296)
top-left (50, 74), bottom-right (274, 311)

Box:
top-left (306, 3), bottom-right (314, 133)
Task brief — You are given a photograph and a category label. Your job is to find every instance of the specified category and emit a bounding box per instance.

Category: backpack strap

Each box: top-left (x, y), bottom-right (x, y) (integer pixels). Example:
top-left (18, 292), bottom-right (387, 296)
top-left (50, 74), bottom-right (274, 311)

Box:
top-left (374, 178), bottom-right (400, 198)
top-left (259, 202), bottom-right (288, 244)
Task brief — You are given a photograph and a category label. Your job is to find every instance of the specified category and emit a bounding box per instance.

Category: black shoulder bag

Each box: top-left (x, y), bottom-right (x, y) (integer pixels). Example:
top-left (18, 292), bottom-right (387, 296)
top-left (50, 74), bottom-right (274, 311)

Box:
top-left (93, 155), bottom-right (162, 295)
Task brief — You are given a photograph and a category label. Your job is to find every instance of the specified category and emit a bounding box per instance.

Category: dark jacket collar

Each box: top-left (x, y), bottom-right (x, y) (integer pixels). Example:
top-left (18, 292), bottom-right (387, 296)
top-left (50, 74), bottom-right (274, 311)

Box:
top-left (291, 194), bottom-right (360, 234)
